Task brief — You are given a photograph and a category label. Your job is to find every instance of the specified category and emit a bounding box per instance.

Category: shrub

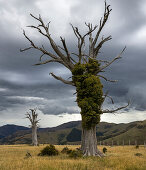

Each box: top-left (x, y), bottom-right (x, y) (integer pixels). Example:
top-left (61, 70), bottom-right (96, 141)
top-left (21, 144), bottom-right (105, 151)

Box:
top-left (76, 147), bottom-right (81, 151)
top-left (38, 145), bottom-right (59, 156)
top-left (24, 152), bottom-right (32, 159)
top-left (69, 150), bottom-right (82, 158)
top-left (61, 147), bottom-right (72, 154)
top-left (135, 153), bottom-right (142, 157)
top-left (103, 147), bottom-right (107, 154)
top-left (135, 145), bottom-right (139, 149)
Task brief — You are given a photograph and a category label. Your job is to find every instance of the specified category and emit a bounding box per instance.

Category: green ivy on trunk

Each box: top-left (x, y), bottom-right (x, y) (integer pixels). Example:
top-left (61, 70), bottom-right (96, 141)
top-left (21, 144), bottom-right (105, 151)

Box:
top-left (72, 58), bottom-right (104, 129)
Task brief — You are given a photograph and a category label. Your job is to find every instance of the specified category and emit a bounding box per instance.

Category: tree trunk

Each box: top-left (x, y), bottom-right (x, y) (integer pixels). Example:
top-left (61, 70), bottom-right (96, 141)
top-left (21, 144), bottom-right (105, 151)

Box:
top-left (32, 125), bottom-right (38, 146)
top-left (81, 125), bottom-right (104, 157)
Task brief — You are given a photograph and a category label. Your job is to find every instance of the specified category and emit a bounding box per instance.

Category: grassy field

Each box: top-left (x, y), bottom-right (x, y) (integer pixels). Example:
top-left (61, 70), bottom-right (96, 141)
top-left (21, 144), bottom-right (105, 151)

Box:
top-left (0, 145), bottom-right (145, 170)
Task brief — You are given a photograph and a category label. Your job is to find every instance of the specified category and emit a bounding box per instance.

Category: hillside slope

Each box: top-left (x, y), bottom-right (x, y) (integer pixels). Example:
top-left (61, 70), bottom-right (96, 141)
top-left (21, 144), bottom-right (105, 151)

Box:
top-left (0, 125), bottom-right (29, 139)
top-left (0, 120), bottom-right (145, 145)
top-left (103, 120), bottom-right (146, 145)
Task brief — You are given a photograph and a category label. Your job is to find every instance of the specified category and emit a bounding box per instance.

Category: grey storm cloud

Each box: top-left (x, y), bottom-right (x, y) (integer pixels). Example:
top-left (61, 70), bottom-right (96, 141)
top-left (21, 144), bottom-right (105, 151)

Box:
top-left (0, 79), bottom-right (77, 114)
top-left (0, 0), bottom-right (146, 124)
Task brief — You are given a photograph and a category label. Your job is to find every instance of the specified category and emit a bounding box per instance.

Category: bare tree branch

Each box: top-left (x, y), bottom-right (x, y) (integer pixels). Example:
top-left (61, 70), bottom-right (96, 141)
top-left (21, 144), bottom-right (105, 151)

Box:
top-left (103, 91), bottom-right (114, 104)
top-left (23, 14), bottom-right (75, 71)
top-left (60, 37), bottom-right (70, 60)
top-left (50, 72), bottom-right (74, 86)
top-left (98, 75), bottom-right (118, 83)
top-left (58, 45), bottom-right (66, 52)
top-left (102, 101), bottom-right (130, 113)
top-left (70, 24), bottom-right (80, 40)
top-left (25, 112), bottom-right (33, 124)
top-left (60, 36), bottom-right (76, 64)
top-left (30, 13), bottom-right (41, 22)
top-left (93, 1), bottom-right (112, 46)
top-left (27, 109), bottom-right (40, 126)
top-left (94, 35), bottom-right (112, 56)
top-left (22, 29), bottom-right (74, 70)
top-left (34, 58), bottom-right (63, 66)
top-left (83, 23), bottom-right (97, 38)
top-left (21, 30), bottom-right (58, 59)
top-left (39, 53), bottom-right (45, 61)
top-left (71, 23), bottom-right (97, 62)
top-left (98, 60), bottom-right (110, 64)
top-left (20, 47), bottom-right (33, 52)
top-left (100, 46), bottom-right (126, 71)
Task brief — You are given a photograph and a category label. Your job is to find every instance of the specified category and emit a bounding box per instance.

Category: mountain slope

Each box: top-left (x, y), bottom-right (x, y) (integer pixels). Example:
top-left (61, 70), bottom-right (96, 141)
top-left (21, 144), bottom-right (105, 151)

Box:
top-left (103, 120), bottom-right (146, 145)
top-left (0, 120), bottom-right (145, 145)
top-left (0, 124), bottom-right (29, 139)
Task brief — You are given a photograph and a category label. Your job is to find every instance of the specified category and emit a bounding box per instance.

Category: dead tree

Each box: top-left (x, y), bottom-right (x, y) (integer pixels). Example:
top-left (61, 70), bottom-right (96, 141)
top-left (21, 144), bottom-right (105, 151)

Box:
top-left (26, 109), bottom-right (40, 146)
top-left (21, 1), bottom-right (129, 156)
top-left (123, 140), bottom-right (125, 146)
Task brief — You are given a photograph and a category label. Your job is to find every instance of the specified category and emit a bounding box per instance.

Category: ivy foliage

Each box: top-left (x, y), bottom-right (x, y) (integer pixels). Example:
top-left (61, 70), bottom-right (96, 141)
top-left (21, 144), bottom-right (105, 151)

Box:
top-left (72, 58), bottom-right (104, 129)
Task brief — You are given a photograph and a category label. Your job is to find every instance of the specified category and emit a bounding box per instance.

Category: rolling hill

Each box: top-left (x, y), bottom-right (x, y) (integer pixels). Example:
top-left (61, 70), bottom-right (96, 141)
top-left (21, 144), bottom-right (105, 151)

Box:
top-left (0, 120), bottom-right (145, 145)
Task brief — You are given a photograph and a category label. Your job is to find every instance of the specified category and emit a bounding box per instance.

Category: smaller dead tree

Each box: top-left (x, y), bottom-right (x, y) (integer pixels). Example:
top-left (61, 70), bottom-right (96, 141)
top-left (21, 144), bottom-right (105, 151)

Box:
top-left (26, 109), bottom-right (40, 146)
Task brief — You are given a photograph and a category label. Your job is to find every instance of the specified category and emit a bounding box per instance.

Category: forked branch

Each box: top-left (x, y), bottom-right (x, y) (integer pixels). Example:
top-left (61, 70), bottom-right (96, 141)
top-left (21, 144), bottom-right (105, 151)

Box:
top-left (26, 109), bottom-right (40, 126)
top-left (20, 30), bottom-right (58, 60)
top-left (103, 91), bottom-right (114, 104)
top-left (70, 23), bottom-right (97, 62)
top-left (93, 1), bottom-right (112, 46)
top-left (100, 46), bottom-right (126, 71)
top-left (21, 14), bottom-right (75, 71)
top-left (94, 35), bottom-right (112, 56)
top-left (102, 101), bottom-right (130, 113)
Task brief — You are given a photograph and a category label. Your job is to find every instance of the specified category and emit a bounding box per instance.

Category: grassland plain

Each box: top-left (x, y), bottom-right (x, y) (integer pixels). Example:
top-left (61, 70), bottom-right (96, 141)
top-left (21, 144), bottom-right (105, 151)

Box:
top-left (0, 145), bottom-right (145, 170)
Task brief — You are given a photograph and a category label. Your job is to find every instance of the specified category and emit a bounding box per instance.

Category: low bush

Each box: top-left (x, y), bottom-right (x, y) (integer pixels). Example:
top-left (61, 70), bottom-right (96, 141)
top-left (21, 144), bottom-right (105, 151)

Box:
top-left (24, 152), bottom-right (32, 159)
top-left (135, 153), bottom-right (142, 157)
top-left (135, 145), bottom-right (139, 149)
top-left (68, 150), bottom-right (82, 158)
top-left (103, 147), bottom-right (107, 154)
top-left (61, 147), bottom-right (72, 154)
top-left (38, 145), bottom-right (59, 156)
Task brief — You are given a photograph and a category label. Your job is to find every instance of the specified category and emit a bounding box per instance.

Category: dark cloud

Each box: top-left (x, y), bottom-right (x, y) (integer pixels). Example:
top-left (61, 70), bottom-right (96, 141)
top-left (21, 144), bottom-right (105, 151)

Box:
top-left (0, 0), bottom-right (146, 126)
top-left (0, 79), bottom-right (77, 114)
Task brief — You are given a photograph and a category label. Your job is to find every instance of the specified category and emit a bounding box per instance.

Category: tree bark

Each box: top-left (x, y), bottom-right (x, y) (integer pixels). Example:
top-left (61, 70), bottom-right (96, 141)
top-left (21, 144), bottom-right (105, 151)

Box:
top-left (32, 125), bottom-right (38, 146)
top-left (81, 125), bottom-right (104, 157)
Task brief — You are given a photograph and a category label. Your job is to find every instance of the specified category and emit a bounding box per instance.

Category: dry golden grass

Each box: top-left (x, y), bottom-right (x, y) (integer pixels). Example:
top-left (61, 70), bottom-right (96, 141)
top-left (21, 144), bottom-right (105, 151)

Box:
top-left (0, 145), bottom-right (145, 170)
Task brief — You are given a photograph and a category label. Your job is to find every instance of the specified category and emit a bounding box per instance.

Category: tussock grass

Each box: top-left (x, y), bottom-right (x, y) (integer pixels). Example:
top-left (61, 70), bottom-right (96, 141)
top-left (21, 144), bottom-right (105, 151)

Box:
top-left (0, 145), bottom-right (145, 170)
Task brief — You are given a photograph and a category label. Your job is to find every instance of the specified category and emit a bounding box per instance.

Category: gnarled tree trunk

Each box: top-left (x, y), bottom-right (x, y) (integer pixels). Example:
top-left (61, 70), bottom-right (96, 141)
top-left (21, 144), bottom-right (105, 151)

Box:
top-left (32, 125), bottom-right (38, 146)
top-left (81, 126), bottom-right (104, 157)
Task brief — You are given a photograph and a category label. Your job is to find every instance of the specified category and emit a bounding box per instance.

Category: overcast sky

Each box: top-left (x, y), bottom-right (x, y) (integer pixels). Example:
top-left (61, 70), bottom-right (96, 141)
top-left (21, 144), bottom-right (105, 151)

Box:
top-left (0, 0), bottom-right (146, 127)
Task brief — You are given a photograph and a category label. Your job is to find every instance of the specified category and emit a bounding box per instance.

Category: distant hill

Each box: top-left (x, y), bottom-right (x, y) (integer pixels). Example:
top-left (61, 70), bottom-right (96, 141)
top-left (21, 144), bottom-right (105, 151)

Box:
top-left (103, 120), bottom-right (146, 145)
top-left (0, 125), bottom-right (29, 139)
top-left (0, 120), bottom-right (145, 145)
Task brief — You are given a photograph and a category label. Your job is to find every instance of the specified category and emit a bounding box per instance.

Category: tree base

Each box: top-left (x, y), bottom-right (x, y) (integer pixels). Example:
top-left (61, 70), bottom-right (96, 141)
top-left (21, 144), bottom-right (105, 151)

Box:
top-left (83, 148), bottom-right (105, 157)
top-left (81, 126), bottom-right (104, 157)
